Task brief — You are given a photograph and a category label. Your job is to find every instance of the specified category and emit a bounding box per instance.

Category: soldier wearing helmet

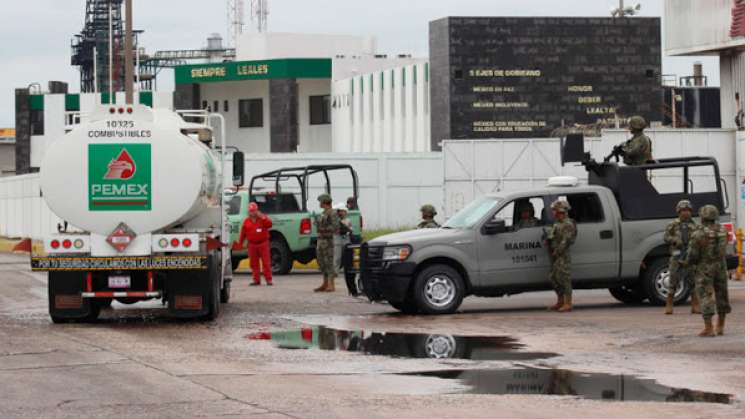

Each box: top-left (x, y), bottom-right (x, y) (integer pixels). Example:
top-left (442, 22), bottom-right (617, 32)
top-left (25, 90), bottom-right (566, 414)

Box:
top-left (516, 201), bottom-right (540, 230)
top-left (544, 199), bottom-right (577, 312)
top-left (314, 193), bottom-right (340, 292)
top-left (683, 204), bottom-right (731, 337)
top-left (663, 200), bottom-right (698, 315)
top-left (619, 115), bottom-right (654, 166)
top-left (418, 204), bottom-right (441, 229)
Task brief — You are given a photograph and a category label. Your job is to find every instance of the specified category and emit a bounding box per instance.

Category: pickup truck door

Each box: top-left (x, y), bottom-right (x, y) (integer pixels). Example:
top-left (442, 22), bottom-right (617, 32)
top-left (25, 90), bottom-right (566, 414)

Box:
top-left (476, 197), bottom-right (551, 287)
top-left (551, 192), bottom-right (620, 282)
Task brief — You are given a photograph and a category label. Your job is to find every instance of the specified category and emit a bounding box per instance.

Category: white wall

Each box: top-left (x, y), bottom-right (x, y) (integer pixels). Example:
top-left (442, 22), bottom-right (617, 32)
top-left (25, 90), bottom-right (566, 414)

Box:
top-left (443, 129), bottom-right (738, 224)
top-left (240, 153), bottom-right (443, 229)
top-left (237, 33), bottom-right (376, 61)
top-left (297, 79), bottom-right (332, 152)
top-left (332, 61), bottom-right (430, 153)
top-left (200, 80), bottom-right (271, 153)
top-left (0, 174), bottom-right (64, 239)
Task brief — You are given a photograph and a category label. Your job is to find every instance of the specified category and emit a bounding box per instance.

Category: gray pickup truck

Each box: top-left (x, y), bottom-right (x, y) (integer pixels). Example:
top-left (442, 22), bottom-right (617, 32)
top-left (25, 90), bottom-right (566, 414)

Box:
top-left (344, 143), bottom-right (735, 315)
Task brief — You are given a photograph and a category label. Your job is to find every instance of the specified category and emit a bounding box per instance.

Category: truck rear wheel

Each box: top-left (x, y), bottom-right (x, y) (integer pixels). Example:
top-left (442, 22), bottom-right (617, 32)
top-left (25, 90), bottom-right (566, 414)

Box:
top-left (412, 264), bottom-right (465, 315)
top-left (48, 271), bottom-right (100, 324)
top-left (204, 255), bottom-right (222, 321)
top-left (642, 258), bottom-right (691, 306)
top-left (271, 238), bottom-right (293, 275)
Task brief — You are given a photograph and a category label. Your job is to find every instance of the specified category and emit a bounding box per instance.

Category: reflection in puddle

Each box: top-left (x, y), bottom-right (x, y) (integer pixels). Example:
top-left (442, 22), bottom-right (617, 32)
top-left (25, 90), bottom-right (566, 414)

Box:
top-left (404, 368), bottom-right (732, 404)
top-left (246, 326), bottom-right (557, 361)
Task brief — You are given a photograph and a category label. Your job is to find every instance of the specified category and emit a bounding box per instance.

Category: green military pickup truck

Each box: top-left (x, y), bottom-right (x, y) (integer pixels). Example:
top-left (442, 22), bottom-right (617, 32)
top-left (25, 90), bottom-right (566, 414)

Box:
top-left (227, 165), bottom-right (363, 275)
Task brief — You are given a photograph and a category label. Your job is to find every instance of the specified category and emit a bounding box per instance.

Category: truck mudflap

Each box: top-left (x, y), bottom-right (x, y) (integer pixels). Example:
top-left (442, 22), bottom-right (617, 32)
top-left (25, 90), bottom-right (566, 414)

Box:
top-left (31, 255), bottom-right (209, 271)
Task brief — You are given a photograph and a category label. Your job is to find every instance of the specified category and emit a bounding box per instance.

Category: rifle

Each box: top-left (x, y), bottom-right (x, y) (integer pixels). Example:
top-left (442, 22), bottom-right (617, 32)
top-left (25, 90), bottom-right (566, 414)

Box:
top-left (604, 143), bottom-right (627, 163)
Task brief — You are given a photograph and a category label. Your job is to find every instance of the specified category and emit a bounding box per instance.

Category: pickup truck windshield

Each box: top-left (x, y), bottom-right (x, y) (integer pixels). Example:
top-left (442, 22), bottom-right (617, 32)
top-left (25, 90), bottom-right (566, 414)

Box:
top-left (443, 197), bottom-right (501, 229)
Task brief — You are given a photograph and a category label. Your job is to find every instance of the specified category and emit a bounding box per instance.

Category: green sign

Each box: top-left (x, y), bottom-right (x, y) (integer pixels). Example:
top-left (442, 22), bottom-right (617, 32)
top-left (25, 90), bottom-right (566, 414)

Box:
top-left (174, 58), bottom-right (332, 84)
top-left (88, 144), bottom-right (152, 211)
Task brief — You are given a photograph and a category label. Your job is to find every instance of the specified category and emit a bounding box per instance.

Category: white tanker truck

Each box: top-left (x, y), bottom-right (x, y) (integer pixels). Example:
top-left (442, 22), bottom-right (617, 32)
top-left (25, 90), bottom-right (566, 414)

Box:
top-left (32, 103), bottom-right (245, 323)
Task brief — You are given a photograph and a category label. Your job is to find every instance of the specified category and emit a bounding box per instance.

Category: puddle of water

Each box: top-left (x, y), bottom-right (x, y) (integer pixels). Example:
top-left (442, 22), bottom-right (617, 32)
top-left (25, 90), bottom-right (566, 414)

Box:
top-left (403, 368), bottom-right (732, 404)
top-left (246, 326), bottom-right (557, 361)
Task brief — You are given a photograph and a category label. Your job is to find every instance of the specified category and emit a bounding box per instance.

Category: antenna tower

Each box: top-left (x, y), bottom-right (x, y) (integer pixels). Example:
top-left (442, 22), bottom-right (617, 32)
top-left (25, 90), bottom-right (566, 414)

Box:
top-left (227, 0), bottom-right (245, 47)
top-left (251, 0), bottom-right (269, 33)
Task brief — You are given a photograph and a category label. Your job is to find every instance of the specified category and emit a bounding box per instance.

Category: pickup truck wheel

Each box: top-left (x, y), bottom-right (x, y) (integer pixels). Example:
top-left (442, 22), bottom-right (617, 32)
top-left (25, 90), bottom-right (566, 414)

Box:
top-left (412, 264), bottom-right (465, 315)
top-left (608, 286), bottom-right (645, 305)
top-left (271, 239), bottom-right (293, 275)
top-left (642, 258), bottom-right (691, 305)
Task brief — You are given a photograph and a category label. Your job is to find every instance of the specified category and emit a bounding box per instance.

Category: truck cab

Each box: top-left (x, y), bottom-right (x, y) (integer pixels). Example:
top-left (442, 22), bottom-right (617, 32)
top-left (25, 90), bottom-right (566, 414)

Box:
top-left (345, 141), bottom-right (734, 315)
top-left (228, 165), bottom-right (362, 274)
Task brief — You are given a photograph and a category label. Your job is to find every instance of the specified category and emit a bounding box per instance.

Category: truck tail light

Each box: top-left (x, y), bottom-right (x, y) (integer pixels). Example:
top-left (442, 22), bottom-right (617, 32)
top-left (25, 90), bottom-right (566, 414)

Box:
top-left (62, 239), bottom-right (72, 249)
top-left (182, 238), bottom-right (192, 248)
top-left (301, 327), bottom-right (313, 342)
top-left (300, 218), bottom-right (312, 235)
top-left (171, 238), bottom-right (181, 248)
top-left (50, 240), bottom-right (60, 249)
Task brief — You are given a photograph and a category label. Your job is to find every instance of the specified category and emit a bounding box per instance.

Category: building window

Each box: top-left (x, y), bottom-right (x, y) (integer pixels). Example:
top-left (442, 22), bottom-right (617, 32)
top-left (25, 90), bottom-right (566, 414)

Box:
top-left (30, 110), bottom-right (44, 136)
top-left (213, 101), bottom-right (219, 112)
top-left (224, 100), bottom-right (229, 112)
top-left (239, 98), bottom-right (263, 128)
top-left (310, 95), bottom-right (331, 125)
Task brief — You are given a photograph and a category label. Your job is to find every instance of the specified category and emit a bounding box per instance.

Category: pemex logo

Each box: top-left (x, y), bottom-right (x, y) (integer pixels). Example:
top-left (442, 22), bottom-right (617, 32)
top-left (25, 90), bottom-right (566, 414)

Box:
top-left (89, 144), bottom-right (151, 211)
top-left (104, 149), bottom-right (137, 180)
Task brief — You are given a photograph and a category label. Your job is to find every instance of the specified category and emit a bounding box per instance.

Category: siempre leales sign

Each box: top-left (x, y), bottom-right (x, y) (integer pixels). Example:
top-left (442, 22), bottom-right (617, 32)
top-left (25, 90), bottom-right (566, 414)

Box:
top-left (88, 144), bottom-right (152, 211)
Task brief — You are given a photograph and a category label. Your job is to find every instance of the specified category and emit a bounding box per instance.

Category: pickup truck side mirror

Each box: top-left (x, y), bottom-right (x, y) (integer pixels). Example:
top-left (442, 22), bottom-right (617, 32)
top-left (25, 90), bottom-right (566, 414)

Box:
top-left (482, 218), bottom-right (507, 235)
top-left (232, 151), bottom-right (245, 187)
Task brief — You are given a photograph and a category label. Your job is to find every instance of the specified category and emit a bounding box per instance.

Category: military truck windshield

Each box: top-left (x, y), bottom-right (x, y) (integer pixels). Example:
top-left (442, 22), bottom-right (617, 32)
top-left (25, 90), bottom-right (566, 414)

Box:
top-left (444, 197), bottom-right (501, 229)
top-left (228, 195), bottom-right (242, 215)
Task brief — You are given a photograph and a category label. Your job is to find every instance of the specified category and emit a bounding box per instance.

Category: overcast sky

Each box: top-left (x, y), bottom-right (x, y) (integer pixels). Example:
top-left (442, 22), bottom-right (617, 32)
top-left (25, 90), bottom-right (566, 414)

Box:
top-left (0, 0), bottom-right (719, 127)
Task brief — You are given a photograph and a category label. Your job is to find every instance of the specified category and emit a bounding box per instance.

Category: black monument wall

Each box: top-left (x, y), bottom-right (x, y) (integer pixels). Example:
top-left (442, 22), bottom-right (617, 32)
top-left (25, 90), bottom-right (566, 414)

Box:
top-left (429, 17), bottom-right (662, 150)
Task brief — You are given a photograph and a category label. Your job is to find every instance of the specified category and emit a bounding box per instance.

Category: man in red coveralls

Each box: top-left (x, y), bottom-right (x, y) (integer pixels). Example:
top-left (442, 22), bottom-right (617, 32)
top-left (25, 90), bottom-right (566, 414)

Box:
top-left (239, 202), bottom-right (273, 286)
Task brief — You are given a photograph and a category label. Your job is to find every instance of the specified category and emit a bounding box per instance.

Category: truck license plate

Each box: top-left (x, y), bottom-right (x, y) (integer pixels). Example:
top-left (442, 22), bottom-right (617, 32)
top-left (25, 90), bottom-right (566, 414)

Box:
top-left (108, 275), bottom-right (131, 289)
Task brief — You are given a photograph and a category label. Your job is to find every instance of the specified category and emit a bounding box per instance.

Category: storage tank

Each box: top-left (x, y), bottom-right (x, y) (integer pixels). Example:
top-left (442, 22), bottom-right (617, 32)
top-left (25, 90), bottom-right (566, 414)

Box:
top-left (40, 105), bottom-right (220, 236)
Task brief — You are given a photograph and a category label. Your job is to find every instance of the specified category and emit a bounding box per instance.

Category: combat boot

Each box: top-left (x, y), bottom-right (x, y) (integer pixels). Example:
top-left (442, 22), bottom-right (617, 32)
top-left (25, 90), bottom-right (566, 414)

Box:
top-left (314, 277), bottom-right (328, 293)
top-left (324, 275), bottom-right (336, 292)
top-left (699, 317), bottom-right (715, 337)
top-left (690, 293), bottom-right (701, 314)
top-left (664, 294), bottom-right (674, 315)
top-left (547, 295), bottom-right (563, 311)
top-left (558, 295), bottom-right (573, 312)
top-left (716, 314), bottom-right (726, 336)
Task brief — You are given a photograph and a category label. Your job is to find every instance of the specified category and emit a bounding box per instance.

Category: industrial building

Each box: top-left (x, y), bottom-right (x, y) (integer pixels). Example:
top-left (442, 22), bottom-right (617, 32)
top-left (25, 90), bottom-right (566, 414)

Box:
top-left (174, 33), bottom-right (426, 153)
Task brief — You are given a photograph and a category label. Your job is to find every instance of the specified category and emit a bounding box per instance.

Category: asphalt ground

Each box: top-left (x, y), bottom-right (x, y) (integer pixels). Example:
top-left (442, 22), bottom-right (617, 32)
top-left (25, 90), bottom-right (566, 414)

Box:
top-left (2, 252), bottom-right (745, 418)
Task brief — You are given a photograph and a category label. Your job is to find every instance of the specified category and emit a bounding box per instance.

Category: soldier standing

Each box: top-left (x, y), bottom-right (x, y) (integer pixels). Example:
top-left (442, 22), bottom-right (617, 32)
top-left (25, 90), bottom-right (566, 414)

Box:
top-left (545, 200), bottom-right (577, 313)
top-left (418, 204), bottom-right (441, 229)
top-left (663, 200), bottom-right (699, 314)
top-left (314, 193), bottom-right (340, 293)
top-left (620, 115), bottom-right (653, 166)
top-left (684, 205), bottom-right (732, 337)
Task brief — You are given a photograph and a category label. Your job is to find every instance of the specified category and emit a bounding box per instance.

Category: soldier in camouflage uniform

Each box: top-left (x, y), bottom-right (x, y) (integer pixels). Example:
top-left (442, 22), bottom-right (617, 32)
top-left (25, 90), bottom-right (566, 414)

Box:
top-left (418, 204), bottom-right (441, 229)
top-left (620, 116), bottom-right (653, 166)
top-left (545, 200), bottom-right (577, 313)
top-left (314, 193), bottom-right (340, 293)
top-left (663, 200), bottom-right (699, 315)
top-left (683, 205), bottom-right (732, 337)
